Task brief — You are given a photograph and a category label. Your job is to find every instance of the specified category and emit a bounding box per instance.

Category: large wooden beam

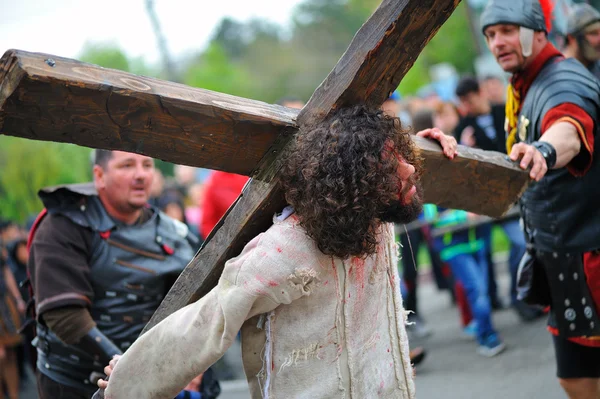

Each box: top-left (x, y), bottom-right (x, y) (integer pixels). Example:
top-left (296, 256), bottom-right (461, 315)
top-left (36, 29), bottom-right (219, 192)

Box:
top-left (299, 0), bottom-right (462, 125)
top-left (415, 136), bottom-right (528, 217)
top-left (145, 0), bottom-right (529, 332)
top-left (0, 49), bottom-right (298, 176)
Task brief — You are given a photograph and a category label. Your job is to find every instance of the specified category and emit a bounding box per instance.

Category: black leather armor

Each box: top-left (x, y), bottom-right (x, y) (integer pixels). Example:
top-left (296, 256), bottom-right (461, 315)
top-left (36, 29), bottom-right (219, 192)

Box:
top-left (517, 58), bottom-right (600, 337)
top-left (518, 58), bottom-right (600, 254)
top-left (34, 183), bottom-right (197, 392)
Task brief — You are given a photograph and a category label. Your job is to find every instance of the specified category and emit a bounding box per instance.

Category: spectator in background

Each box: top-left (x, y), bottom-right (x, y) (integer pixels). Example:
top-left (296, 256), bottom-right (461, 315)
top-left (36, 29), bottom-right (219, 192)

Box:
top-left (423, 205), bottom-right (506, 357)
top-left (433, 101), bottom-right (460, 134)
top-left (276, 96), bottom-right (304, 109)
top-left (382, 91), bottom-right (402, 117)
top-left (148, 168), bottom-right (165, 208)
top-left (0, 235), bottom-right (26, 399)
top-left (455, 76), bottom-right (506, 312)
top-left (454, 76), bottom-right (506, 152)
top-left (158, 193), bottom-right (186, 225)
top-left (185, 183), bottom-right (205, 238)
top-left (479, 75), bottom-right (507, 105)
top-left (0, 221), bottom-right (21, 246)
top-left (5, 238), bottom-right (32, 383)
top-left (454, 76), bottom-right (542, 322)
top-left (405, 96), bottom-right (427, 120)
top-left (199, 172), bottom-right (249, 240)
top-left (174, 165), bottom-right (198, 199)
top-left (563, 3), bottom-right (600, 80)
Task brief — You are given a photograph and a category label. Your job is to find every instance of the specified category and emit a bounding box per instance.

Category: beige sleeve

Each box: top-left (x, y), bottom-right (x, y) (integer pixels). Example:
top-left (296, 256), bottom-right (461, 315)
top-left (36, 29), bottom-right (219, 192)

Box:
top-left (104, 230), bottom-right (304, 399)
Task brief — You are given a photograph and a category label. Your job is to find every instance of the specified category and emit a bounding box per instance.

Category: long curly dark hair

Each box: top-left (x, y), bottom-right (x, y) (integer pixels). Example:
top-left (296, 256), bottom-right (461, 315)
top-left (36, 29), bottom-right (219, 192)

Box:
top-left (280, 105), bottom-right (422, 259)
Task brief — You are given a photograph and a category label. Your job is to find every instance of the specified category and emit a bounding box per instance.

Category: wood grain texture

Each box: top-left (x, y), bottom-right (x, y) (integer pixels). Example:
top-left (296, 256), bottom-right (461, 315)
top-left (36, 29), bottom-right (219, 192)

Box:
top-left (0, 49), bottom-right (298, 177)
top-left (298, 0), bottom-right (461, 125)
top-left (143, 178), bottom-right (285, 333)
top-left (415, 136), bottom-right (529, 218)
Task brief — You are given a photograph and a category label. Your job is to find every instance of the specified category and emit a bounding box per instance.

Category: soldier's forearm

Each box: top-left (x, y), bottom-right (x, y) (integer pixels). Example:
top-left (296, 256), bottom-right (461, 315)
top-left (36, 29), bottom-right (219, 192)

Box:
top-left (43, 306), bottom-right (122, 366)
top-left (42, 305), bottom-right (96, 345)
top-left (541, 121), bottom-right (582, 169)
top-left (76, 327), bottom-right (122, 366)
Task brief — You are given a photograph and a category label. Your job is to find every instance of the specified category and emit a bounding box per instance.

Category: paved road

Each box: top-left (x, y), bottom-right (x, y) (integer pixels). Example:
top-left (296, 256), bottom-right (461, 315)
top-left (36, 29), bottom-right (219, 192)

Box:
top-left (410, 276), bottom-right (564, 399)
top-left (20, 267), bottom-right (566, 399)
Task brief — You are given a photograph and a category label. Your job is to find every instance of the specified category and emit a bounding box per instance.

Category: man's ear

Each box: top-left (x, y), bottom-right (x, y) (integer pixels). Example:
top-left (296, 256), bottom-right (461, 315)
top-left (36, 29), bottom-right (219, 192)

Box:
top-left (93, 164), bottom-right (105, 189)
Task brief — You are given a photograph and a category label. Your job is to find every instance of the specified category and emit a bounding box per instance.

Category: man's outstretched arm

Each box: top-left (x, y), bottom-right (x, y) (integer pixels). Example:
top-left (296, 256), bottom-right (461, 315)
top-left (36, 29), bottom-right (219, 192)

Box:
top-left (102, 286), bottom-right (249, 398)
top-left (101, 230), bottom-right (304, 399)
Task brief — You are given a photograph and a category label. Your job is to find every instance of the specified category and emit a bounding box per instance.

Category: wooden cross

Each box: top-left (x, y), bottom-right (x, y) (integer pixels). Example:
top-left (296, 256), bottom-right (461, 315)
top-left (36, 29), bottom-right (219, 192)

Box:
top-left (0, 0), bottom-right (529, 333)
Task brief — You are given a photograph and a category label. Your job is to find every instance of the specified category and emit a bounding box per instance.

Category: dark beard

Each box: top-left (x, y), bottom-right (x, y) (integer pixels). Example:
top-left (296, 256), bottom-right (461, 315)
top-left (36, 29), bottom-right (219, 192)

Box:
top-left (380, 183), bottom-right (424, 224)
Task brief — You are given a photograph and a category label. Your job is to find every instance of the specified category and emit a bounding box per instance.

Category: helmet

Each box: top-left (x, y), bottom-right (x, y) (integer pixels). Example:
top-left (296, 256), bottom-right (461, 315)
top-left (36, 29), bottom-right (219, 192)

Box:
top-left (481, 0), bottom-right (554, 58)
top-left (566, 3), bottom-right (600, 36)
top-left (481, 0), bottom-right (547, 34)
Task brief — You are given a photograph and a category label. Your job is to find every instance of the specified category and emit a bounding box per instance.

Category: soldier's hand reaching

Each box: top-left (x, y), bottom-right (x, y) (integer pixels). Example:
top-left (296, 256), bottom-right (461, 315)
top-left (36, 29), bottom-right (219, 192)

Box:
top-left (416, 128), bottom-right (458, 160)
top-left (509, 142), bottom-right (548, 181)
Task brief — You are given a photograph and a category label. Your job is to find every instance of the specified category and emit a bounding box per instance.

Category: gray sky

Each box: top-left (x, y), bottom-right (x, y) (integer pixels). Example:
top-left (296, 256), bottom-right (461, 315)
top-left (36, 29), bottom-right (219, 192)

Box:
top-left (0, 0), bottom-right (303, 63)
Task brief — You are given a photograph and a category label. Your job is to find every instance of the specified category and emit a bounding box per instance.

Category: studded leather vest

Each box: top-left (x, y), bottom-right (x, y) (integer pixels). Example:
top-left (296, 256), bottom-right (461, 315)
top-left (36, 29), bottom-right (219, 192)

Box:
top-left (35, 183), bottom-right (196, 392)
top-left (517, 57), bottom-right (600, 254)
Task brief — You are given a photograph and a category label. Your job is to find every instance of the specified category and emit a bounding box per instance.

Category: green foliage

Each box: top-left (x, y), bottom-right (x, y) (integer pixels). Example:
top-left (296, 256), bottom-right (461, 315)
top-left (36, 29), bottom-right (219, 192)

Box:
top-left (184, 43), bottom-right (254, 98)
top-left (0, 137), bottom-right (91, 223)
top-left (78, 42), bottom-right (131, 71)
top-left (399, 3), bottom-right (477, 95)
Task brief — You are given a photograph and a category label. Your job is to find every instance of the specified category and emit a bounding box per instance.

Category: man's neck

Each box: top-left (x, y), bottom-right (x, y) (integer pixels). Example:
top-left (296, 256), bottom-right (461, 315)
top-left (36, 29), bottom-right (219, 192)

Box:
top-left (511, 42), bottom-right (562, 97)
top-left (97, 195), bottom-right (142, 225)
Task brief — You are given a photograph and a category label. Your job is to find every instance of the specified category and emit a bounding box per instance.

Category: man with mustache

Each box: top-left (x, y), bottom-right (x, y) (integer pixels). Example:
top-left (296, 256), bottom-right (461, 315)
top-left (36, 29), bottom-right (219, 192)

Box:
top-left (27, 150), bottom-right (203, 398)
top-left (481, 1), bottom-right (600, 398)
top-left (562, 3), bottom-right (600, 80)
top-left (96, 105), bottom-right (457, 399)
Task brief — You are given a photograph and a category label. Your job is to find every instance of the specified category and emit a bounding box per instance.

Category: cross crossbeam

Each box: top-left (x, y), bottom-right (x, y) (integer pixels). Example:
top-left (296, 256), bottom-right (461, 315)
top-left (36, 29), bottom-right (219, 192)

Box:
top-left (0, 0), bottom-right (530, 333)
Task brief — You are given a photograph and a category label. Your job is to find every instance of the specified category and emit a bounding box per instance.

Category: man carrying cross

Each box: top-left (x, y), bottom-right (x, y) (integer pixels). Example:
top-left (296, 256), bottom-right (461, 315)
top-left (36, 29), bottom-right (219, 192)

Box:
top-left (96, 106), bottom-right (457, 399)
top-left (481, 1), bottom-right (600, 398)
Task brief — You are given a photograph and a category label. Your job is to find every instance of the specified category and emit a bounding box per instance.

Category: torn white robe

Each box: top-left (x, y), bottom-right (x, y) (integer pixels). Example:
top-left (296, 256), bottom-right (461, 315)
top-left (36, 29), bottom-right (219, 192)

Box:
top-left (104, 214), bottom-right (415, 399)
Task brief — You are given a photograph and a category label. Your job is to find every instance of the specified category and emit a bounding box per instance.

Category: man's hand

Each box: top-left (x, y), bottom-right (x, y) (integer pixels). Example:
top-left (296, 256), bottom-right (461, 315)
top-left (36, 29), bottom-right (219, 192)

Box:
top-left (16, 299), bottom-right (26, 314)
top-left (97, 355), bottom-right (121, 389)
top-left (416, 128), bottom-right (458, 160)
top-left (460, 126), bottom-right (476, 147)
top-left (509, 142), bottom-right (548, 181)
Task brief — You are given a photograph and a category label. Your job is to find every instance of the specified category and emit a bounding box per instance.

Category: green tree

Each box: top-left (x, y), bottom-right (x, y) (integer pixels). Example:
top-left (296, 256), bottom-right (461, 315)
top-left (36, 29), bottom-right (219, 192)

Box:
top-left (78, 42), bottom-right (131, 71)
top-left (398, 3), bottom-right (477, 95)
top-left (184, 43), bottom-right (254, 98)
top-left (0, 137), bottom-right (91, 222)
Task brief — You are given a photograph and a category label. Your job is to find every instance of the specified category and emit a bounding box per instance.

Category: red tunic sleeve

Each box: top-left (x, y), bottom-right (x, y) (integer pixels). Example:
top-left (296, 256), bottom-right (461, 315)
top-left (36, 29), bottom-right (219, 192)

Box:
top-left (541, 103), bottom-right (595, 176)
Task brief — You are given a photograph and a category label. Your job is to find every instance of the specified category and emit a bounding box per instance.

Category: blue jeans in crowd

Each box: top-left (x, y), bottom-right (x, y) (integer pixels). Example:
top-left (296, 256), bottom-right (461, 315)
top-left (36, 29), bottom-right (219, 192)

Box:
top-left (479, 219), bottom-right (526, 305)
top-left (500, 219), bottom-right (526, 304)
top-left (444, 249), bottom-right (496, 343)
